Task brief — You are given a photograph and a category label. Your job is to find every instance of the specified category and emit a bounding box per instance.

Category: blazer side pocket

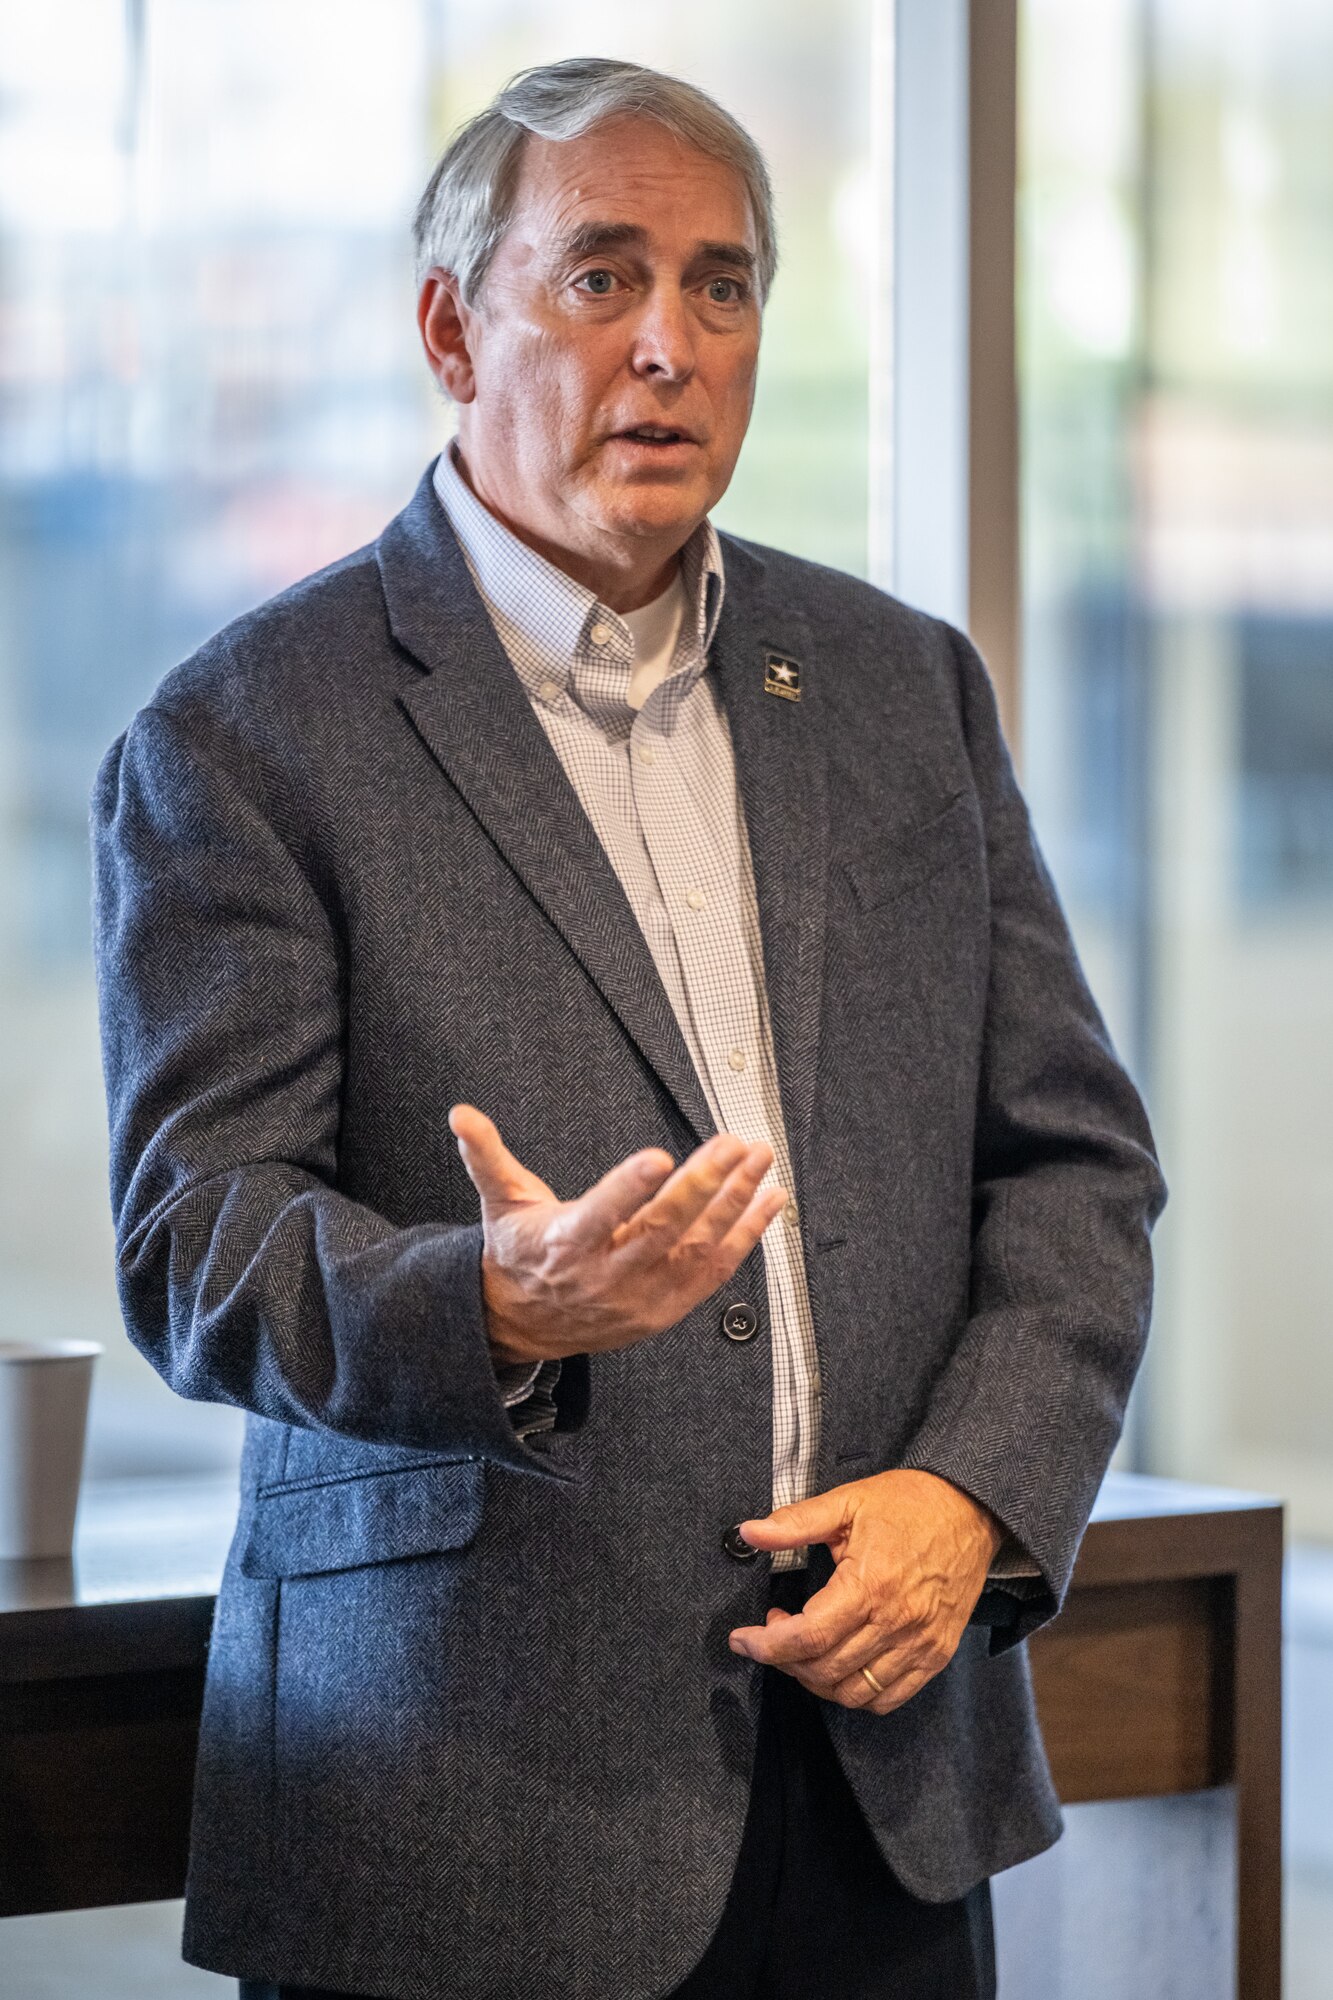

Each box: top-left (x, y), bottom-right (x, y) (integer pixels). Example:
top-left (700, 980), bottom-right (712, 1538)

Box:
top-left (842, 789), bottom-right (976, 912)
top-left (240, 1456), bottom-right (484, 1580)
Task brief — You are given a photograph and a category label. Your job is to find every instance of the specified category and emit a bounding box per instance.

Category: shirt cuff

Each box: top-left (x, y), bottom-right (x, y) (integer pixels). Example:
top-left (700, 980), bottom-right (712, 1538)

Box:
top-left (497, 1357), bottom-right (563, 1440)
top-left (987, 1534), bottom-right (1044, 1583)
top-left (495, 1358), bottom-right (546, 1407)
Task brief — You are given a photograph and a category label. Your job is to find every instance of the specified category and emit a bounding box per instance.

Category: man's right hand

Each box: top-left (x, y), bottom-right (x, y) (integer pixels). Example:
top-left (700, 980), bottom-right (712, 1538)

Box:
top-left (448, 1104), bottom-right (788, 1367)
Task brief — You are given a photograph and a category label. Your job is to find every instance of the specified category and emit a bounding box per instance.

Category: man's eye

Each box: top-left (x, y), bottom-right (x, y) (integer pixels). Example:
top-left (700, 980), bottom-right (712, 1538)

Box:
top-left (576, 269), bottom-right (617, 296)
top-left (706, 276), bottom-right (745, 305)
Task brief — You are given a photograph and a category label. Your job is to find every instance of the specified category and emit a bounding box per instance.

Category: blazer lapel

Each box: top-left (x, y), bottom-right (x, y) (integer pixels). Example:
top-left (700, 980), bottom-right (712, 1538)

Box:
top-left (377, 465), bottom-right (718, 1148)
top-left (710, 539), bottom-right (829, 1205)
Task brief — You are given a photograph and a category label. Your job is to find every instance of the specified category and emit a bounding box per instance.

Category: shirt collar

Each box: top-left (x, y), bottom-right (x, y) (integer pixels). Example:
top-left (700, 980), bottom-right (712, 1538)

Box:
top-left (432, 440), bottom-right (725, 718)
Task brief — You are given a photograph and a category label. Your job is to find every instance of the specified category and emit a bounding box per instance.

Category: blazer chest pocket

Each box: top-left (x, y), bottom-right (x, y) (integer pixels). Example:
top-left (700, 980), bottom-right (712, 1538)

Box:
top-left (842, 789), bottom-right (978, 913)
top-left (239, 1457), bottom-right (484, 1580)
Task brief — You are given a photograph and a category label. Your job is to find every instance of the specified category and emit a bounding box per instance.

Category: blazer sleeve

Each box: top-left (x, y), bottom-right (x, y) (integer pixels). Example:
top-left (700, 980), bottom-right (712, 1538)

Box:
top-left (899, 621), bottom-right (1168, 1646)
top-left (89, 701), bottom-right (574, 1483)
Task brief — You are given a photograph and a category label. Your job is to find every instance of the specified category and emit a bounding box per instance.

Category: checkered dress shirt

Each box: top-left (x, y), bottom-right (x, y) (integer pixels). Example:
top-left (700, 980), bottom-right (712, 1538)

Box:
top-left (434, 441), bottom-right (819, 1572)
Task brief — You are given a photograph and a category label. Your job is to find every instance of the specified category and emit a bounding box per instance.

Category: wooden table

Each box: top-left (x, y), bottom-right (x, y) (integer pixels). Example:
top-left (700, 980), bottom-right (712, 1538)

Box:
top-left (1027, 1475), bottom-right (1283, 2000)
top-left (0, 1471), bottom-right (1283, 1997)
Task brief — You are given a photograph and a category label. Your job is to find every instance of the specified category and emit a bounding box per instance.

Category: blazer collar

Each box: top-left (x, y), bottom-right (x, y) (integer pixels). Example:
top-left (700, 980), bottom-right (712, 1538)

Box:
top-left (376, 460), bottom-right (828, 1196)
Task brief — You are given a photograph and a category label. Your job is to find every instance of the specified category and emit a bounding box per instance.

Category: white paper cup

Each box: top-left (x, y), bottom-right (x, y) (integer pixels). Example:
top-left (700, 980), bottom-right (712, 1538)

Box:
top-left (0, 1339), bottom-right (102, 1559)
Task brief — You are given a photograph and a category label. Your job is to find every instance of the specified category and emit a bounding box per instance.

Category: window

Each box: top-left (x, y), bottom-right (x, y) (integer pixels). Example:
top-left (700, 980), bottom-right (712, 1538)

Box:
top-left (0, 0), bottom-right (882, 1478)
top-left (1019, 0), bottom-right (1333, 1528)
top-left (1018, 2), bottom-right (1333, 1967)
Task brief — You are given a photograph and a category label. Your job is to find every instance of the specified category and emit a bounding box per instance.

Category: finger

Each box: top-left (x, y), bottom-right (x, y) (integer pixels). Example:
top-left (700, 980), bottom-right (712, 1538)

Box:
top-left (819, 1595), bottom-right (964, 1704)
top-left (707, 1184), bottom-right (791, 1272)
top-left (840, 1649), bottom-right (912, 1709)
top-left (448, 1104), bottom-right (551, 1205)
top-left (768, 1655), bottom-right (933, 1716)
top-left (729, 1605), bottom-right (855, 1667)
top-left (619, 1133), bottom-right (755, 1239)
top-left (610, 1137), bottom-right (767, 1266)
top-left (736, 1489), bottom-right (854, 1558)
top-left (729, 1565), bottom-right (871, 1665)
top-left (559, 1143), bottom-right (679, 1250)
top-left (676, 1144), bottom-right (782, 1252)
top-left (730, 1604), bottom-right (796, 1649)
top-left (832, 1649), bottom-right (940, 1716)
top-left (765, 1611), bottom-right (913, 1697)
top-left (776, 1571), bottom-right (929, 1688)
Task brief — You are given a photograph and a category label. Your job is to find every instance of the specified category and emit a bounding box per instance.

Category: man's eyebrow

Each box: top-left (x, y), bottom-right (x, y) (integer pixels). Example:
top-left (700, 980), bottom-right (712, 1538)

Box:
top-left (555, 221), bottom-right (651, 262)
top-left (553, 222), bottom-right (757, 278)
top-left (693, 241), bottom-right (757, 277)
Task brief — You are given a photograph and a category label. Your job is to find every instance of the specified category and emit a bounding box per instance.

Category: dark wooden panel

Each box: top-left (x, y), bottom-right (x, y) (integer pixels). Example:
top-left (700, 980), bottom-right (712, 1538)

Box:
top-left (1029, 1578), bottom-right (1232, 1803)
top-left (0, 1597), bottom-right (215, 1685)
top-left (1232, 1505), bottom-right (1284, 2000)
top-left (1070, 1502), bottom-right (1279, 1590)
top-left (0, 1667), bottom-right (203, 1917)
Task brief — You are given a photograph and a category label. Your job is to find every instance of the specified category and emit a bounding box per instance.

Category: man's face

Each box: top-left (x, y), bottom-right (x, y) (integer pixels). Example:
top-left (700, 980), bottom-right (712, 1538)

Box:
top-left (430, 115), bottom-right (762, 580)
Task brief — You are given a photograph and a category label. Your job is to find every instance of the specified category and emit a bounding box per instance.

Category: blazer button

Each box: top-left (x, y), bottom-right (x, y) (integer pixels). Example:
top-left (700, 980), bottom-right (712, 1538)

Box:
top-left (721, 1524), bottom-right (760, 1562)
top-left (721, 1301), bottom-right (758, 1342)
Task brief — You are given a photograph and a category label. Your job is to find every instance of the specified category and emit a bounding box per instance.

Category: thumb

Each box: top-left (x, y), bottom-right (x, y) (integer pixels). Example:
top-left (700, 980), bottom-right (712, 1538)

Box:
top-left (737, 1490), bottom-right (851, 1552)
top-left (449, 1104), bottom-right (550, 1207)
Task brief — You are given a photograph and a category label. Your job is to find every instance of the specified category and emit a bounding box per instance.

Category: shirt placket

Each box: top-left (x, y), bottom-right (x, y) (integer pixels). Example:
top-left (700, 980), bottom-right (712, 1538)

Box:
top-left (443, 451), bottom-right (826, 1569)
top-left (626, 676), bottom-right (822, 1567)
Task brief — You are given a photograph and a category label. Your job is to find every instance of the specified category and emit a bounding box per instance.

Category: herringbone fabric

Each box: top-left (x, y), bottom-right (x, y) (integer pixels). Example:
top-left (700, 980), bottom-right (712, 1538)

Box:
top-left (89, 459), bottom-right (1166, 1999)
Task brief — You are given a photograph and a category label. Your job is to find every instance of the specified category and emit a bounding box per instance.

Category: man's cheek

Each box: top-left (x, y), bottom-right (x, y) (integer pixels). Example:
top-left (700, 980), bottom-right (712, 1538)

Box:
top-left (524, 348), bottom-right (598, 462)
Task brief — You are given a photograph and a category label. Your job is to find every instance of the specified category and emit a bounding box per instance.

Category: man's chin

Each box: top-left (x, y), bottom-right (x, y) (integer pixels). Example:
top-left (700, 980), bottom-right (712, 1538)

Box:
top-left (588, 484), bottom-right (714, 543)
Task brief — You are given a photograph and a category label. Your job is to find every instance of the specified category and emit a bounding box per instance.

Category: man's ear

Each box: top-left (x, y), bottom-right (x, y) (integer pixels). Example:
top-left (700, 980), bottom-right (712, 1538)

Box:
top-left (418, 268), bottom-right (477, 404)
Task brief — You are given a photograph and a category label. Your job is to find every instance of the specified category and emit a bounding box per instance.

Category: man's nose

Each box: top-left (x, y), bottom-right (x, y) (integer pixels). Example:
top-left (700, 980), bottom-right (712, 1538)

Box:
top-left (628, 285), bottom-right (697, 381)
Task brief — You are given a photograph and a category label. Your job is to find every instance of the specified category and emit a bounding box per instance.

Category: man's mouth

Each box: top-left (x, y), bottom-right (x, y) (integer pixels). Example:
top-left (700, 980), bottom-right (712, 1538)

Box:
top-left (612, 425), bottom-right (698, 447)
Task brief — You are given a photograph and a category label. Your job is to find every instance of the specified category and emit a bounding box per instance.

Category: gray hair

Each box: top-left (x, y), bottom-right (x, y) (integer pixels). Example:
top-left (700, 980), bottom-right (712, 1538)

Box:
top-left (412, 55), bottom-right (777, 306)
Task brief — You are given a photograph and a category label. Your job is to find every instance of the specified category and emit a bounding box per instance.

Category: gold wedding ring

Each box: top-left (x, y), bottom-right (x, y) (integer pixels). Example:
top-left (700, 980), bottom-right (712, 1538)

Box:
top-left (860, 1663), bottom-right (886, 1696)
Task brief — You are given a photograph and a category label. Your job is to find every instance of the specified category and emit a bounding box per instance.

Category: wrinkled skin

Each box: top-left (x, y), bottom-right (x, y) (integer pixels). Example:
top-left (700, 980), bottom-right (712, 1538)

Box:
top-left (729, 1471), bottom-right (1005, 1714)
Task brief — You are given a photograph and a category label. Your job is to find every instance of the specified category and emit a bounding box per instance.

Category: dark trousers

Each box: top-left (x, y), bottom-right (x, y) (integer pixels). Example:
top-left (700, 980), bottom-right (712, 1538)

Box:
top-left (240, 1572), bottom-right (995, 2000)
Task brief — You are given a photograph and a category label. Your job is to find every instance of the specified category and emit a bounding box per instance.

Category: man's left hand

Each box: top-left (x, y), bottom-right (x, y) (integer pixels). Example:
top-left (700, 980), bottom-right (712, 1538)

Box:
top-left (727, 1470), bottom-right (1005, 1715)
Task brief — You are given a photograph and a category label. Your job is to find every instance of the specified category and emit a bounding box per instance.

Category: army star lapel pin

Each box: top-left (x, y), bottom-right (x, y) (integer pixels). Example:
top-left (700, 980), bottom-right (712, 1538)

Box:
top-left (763, 653), bottom-right (802, 702)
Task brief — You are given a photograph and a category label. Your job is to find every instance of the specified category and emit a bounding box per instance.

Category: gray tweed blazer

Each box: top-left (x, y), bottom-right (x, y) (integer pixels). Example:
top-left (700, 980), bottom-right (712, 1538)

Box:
top-left (89, 459), bottom-right (1166, 1999)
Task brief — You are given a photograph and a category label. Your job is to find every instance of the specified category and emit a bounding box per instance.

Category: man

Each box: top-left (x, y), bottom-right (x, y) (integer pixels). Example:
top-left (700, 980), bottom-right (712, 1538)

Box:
top-left (90, 55), bottom-right (1165, 2000)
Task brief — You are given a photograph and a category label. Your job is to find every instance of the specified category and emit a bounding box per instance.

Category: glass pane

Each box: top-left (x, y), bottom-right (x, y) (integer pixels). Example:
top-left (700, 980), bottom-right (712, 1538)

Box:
top-left (0, 3), bottom-right (879, 1477)
top-left (1020, 0), bottom-right (1333, 1519)
top-left (1019, 4), bottom-right (1333, 1974)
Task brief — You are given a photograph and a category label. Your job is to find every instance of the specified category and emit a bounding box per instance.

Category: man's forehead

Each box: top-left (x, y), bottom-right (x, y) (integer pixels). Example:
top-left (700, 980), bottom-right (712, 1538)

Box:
top-left (509, 120), bottom-right (756, 251)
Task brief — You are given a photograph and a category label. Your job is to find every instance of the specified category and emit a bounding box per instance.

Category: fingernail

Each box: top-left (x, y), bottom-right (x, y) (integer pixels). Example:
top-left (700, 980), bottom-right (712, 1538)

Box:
top-left (729, 1639), bottom-right (750, 1657)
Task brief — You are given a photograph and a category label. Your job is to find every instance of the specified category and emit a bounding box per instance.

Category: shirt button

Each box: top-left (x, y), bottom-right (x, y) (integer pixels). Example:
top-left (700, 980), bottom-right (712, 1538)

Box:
top-left (785, 1197), bottom-right (800, 1226)
top-left (635, 743), bottom-right (656, 765)
top-left (811, 1369), bottom-right (823, 1396)
top-left (686, 888), bottom-right (706, 910)
top-left (590, 621), bottom-right (613, 647)
top-left (727, 1048), bottom-right (747, 1072)
top-left (538, 679), bottom-right (561, 703)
